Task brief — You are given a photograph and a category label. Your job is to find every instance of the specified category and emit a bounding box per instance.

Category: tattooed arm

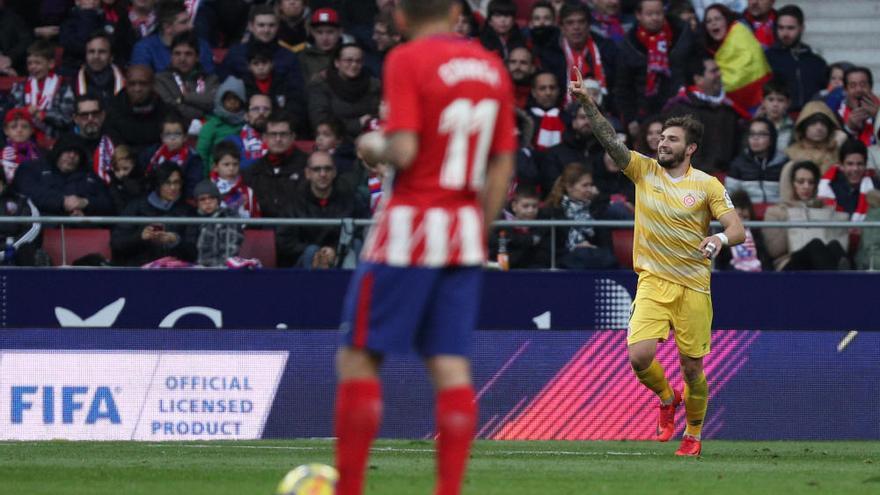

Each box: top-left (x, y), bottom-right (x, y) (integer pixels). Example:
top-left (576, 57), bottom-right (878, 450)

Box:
top-left (568, 68), bottom-right (632, 170)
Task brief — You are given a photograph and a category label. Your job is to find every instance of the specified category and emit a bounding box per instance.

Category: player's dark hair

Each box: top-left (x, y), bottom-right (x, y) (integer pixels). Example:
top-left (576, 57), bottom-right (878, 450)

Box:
top-left (839, 139), bottom-right (868, 163)
top-left (662, 115), bottom-right (704, 148)
top-left (398, 0), bottom-right (457, 25)
top-left (212, 140), bottom-right (240, 164)
top-left (776, 4), bottom-right (804, 25)
top-left (844, 66), bottom-right (874, 89)
top-left (546, 162), bottom-right (593, 208)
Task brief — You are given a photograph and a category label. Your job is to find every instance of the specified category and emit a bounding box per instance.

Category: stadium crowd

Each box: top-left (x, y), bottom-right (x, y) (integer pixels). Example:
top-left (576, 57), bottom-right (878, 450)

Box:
top-left (0, 0), bottom-right (878, 270)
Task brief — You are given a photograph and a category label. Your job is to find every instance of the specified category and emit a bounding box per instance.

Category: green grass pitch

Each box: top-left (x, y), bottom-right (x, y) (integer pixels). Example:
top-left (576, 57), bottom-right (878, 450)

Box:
top-left (1, 439), bottom-right (878, 494)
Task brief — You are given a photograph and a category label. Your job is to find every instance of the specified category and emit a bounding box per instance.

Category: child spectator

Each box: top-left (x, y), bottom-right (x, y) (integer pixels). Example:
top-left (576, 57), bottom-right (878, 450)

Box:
top-left (726, 117), bottom-right (787, 204)
top-left (193, 179), bottom-right (244, 267)
top-left (758, 80), bottom-right (795, 153)
top-left (107, 145), bottom-right (145, 213)
top-left (209, 141), bottom-right (260, 218)
top-left (10, 40), bottom-right (75, 138)
top-left (142, 112), bottom-right (204, 199)
top-left (488, 186), bottom-right (550, 269)
top-left (541, 162), bottom-right (617, 269)
top-left (2, 108), bottom-right (42, 183)
top-left (196, 76), bottom-right (247, 164)
top-left (314, 117), bottom-right (356, 175)
top-left (715, 189), bottom-right (773, 272)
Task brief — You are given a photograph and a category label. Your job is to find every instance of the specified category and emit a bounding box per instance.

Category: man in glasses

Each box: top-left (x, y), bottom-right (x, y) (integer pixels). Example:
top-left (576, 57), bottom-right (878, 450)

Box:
top-left (223, 94), bottom-right (273, 170)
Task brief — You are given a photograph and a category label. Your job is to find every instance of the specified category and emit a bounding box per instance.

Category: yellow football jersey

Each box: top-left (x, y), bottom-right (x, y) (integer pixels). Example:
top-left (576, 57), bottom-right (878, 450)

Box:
top-left (624, 151), bottom-right (734, 293)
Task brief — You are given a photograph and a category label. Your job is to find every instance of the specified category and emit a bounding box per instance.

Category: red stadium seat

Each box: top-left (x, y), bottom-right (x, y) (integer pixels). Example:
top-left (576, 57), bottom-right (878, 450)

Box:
top-left (752, 202), bottom-right (769, 220)
top-left (0, 76), bottom-right (25, 92)
top-left (42, 228), bottom-right (111, 266)
top-left (293, 140), bottom-right (315, 153)
top-left (239, 229), bottom-right (277, 268)
top-left (612, 229), bottom-right (634, 269)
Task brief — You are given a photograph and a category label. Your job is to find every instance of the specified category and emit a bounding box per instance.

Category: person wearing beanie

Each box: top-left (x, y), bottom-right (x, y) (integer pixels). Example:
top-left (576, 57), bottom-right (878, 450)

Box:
top-left (194, 176), bottom-right (245, 267)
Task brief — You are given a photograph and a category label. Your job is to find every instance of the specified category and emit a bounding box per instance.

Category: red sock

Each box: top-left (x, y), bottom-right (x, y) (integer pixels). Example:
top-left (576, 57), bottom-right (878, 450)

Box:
top-left (435, 386), bottom-right (477, 495)
top-left (335, 379), bottom-right (382, 495)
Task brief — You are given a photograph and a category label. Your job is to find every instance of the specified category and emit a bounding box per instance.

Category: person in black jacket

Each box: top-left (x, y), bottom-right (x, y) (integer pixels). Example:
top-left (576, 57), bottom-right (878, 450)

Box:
top-left (614, 0), bottom-right (696, 138)
top-left (275, 151), bottom-right (362, 268)
top-left (12, 133), bottom-right (114, 217)
top-left (242, 112), bottom-right (309, 218)
top-left (540, 103), bottom-right (603, 197)
top-left (0, 5), bottom-right (33, 75)
top-left (110, 163), bottom-right (198, 266)
top-left (104, 65), bottom-right (169, 158)
top-left (765, 5), bottom-right (828, 112)
top-left (0, 170), bottom-right (40, 265)
top-left (478, 0), bottom-right (526, 61)
top-left (488, 186), bottom-right (550, 269)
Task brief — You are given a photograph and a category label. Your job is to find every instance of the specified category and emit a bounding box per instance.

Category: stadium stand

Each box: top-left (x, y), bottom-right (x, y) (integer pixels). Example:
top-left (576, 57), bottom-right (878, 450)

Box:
top-left (42, 228), bottom-right (112, 266)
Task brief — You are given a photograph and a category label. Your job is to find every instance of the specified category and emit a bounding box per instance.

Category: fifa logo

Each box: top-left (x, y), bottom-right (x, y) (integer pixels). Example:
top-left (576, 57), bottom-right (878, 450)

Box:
top-left (11, 386), bottom-right (121, 424)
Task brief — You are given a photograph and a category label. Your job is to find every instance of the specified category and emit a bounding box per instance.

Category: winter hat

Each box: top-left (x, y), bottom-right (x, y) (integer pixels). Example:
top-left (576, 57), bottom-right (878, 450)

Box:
top-left (193, 179), bottom-right (221, 199)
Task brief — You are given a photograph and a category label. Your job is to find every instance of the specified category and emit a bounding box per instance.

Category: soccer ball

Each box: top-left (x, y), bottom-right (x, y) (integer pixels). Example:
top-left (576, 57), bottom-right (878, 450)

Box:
top-left (275, 463), bottom-right (338, 495)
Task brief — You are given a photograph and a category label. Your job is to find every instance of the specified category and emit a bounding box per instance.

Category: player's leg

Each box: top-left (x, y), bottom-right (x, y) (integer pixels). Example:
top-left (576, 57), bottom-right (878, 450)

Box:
top-left (419, 267), bottom-right (482, 495)
top-left (671, 288), bottom-right (713, 456)
top-left (628, 275), bottom-right (680, 441)
top-left (335, 262), bottom-right (435, 495)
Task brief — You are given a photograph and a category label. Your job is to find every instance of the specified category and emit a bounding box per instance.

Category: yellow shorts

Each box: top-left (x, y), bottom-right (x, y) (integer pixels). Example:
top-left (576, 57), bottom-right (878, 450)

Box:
top-left (627, 273), bottom-right (713, 358)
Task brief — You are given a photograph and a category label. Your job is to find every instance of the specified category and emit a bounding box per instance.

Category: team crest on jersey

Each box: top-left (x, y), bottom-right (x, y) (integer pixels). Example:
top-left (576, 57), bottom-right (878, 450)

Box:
top-left (682, 193), bottom-right (696, 207)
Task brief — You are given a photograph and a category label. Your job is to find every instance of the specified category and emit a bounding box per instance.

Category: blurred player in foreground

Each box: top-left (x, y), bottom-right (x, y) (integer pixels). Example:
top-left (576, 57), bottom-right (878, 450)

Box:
top-left (569, 67), bottom-right (744, 456)
top-left (334, 0), bottom-right (516, 493)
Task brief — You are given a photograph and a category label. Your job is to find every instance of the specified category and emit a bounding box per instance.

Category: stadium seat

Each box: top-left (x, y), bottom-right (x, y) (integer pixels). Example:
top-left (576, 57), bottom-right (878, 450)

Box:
top-left (293, 140), bottom-right (315, 153)
top-left (42, 228), bottom-right (111, 266)
top-left (0, 76), bottom-right (25, 92)
top-left (239, 229), bottom-right (277, 268)
top-left (752, 202), bottom-right (769, 220)
top-left (612, 229), bottom-right (634, 269)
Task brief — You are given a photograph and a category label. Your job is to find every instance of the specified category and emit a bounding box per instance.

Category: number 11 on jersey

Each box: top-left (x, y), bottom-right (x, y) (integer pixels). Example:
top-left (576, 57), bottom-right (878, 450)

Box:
top-left (438, 98), bottom-right (500, 190)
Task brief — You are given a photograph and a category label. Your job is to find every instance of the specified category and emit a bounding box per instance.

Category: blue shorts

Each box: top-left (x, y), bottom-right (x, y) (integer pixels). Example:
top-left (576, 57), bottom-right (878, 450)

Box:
top-left (339, 262), bottom-right (483, 357)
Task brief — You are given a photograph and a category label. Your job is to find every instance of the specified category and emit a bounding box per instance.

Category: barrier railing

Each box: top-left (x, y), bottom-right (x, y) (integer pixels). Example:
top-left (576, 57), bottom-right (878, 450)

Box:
top-left (2, 216), bottom-right (878, 268)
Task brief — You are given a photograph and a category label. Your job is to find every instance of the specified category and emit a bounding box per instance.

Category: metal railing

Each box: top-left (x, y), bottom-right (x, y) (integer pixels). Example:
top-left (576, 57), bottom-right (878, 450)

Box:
top-left (2, 216), bottom-right (879, 269)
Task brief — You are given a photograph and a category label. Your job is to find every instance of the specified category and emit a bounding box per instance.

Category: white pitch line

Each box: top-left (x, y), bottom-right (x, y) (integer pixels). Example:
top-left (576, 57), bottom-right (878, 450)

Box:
top-left (140, 443), bottom-right (653, 457)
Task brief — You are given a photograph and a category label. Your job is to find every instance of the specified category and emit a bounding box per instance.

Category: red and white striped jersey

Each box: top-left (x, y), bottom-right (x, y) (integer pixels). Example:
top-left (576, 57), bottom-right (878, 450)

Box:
top-left (362, 35), bottom-right (516, 267)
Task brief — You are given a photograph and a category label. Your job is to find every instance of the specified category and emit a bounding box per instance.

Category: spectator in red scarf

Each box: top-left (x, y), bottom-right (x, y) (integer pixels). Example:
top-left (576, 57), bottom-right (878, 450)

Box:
top-left (209, 140), bottom-right (260, 218)
top-left (818, 139), bottom-right (878, 221)
top-left (506, 46), bottom-right (536, 110)
top-left (223, 93), bottom-right (272, 171)
top-left (528, 71), bottom-right (564, 152)
top-left (742, 0), bottom-right (776, 49)
top-left (615, 0), bottom-right (697, 140)
top-left (2, 108), bottom-right (41, 184)
top-left (590, 0), bottom-right (634, 43)
top-left (139, 112), bottom-right (205, 199)
top-left (825, 67), bottom-right (879, 148)
top-left (9, 40), bottom-right (75, 138)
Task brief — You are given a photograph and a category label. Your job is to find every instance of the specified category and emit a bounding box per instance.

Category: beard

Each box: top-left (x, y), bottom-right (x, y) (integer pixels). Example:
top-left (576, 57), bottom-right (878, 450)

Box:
top-left (657, 149), bottom-right (686, 169)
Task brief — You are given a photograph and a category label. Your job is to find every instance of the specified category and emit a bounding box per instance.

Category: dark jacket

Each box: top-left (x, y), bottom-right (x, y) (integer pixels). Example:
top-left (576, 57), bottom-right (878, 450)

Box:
top-left (539, 198), bottom-right (614, 267)
top-left (488, 222), bottom-right (551, 269)
top-left (663, 91), bottom-right (745, 172)
top-left (105, 92), bottom-right (169, 157)
top-left (307, 72), bottom-right (381, 139)
top-left (11, 138), bottom-right (114, 216)
top-left (275, 179), bottom-right (360, 267)
top-left (725, 151), bottom-right (787, 204)
top-left (108, 174), bottom-right (146, 214)
top-left (765, 41), bottom-right (828, 112)
top-left (197, 208), bottom-right (243, 267)
top-left (59, 7), bottom-right (136, 76)
top-left (241, 73), bottom-right (308, 138)
top-left (0, 186), bottom-right (40, 266)
top-left (110, 194), bottom-right (198, 266)
top-left (220, 39), bottom-right (305, 86)
top-left (478, 25), bottom-right (527, 60)
top-left (614, 19), bottom-right (696, 124)
top-left (540, 129), bottom-right (602, 196)
top-left (242, 149), bottom-right (310, 218)
top-left (0, 8), bottom-right (32, 73)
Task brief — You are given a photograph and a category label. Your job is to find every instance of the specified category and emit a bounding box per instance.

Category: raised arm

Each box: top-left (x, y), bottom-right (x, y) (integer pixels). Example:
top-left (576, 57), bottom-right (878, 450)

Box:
top-left (569, 67), bottom-right (631, 169)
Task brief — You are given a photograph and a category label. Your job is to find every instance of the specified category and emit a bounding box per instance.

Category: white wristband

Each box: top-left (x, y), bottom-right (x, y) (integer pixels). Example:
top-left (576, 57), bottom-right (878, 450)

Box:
top-left (716, 233), bottom-right (729, 246)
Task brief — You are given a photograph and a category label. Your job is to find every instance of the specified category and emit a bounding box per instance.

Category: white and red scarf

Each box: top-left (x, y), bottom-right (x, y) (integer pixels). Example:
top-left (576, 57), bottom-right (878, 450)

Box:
top-left (210, 171), bottom-right (261, 218)
top-left (24, 73), bottom-right (61, 111)
top-left (636, 22), bottom-right (672, 97)
top-left (730, 228), bottom-right (762, 271)
top-left (239, 125), bottom-right (268, 161)
top-left (1, 141), bottom-right (39, 183)
top-left (93, 136), bottom-right (115, 185)
top-left (819, 166), bottom-right (875, 222)
top-left (530, 107), bottom-right (564, 151)
top-left (562, 38), bottom-right (606, 104)
top-left (76, 65), bottom-right (125, 97)
top-left (368, 172), bottom-right (383, 214)
top-left (129, 8), bottom-right (157, 37)
top-left (148, 145), bottom-right (190, 174)
top-left (173, 72), bottom-right (206, 96)
top-left (838, 100), bottom-right (877, 147)
top-left (744, 10), bottom-right (776, 49)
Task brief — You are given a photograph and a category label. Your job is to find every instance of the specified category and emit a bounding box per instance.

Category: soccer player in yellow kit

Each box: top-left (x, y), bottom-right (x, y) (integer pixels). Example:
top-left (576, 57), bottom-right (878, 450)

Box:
top-left (569, 68), bottom-right (745, 456)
